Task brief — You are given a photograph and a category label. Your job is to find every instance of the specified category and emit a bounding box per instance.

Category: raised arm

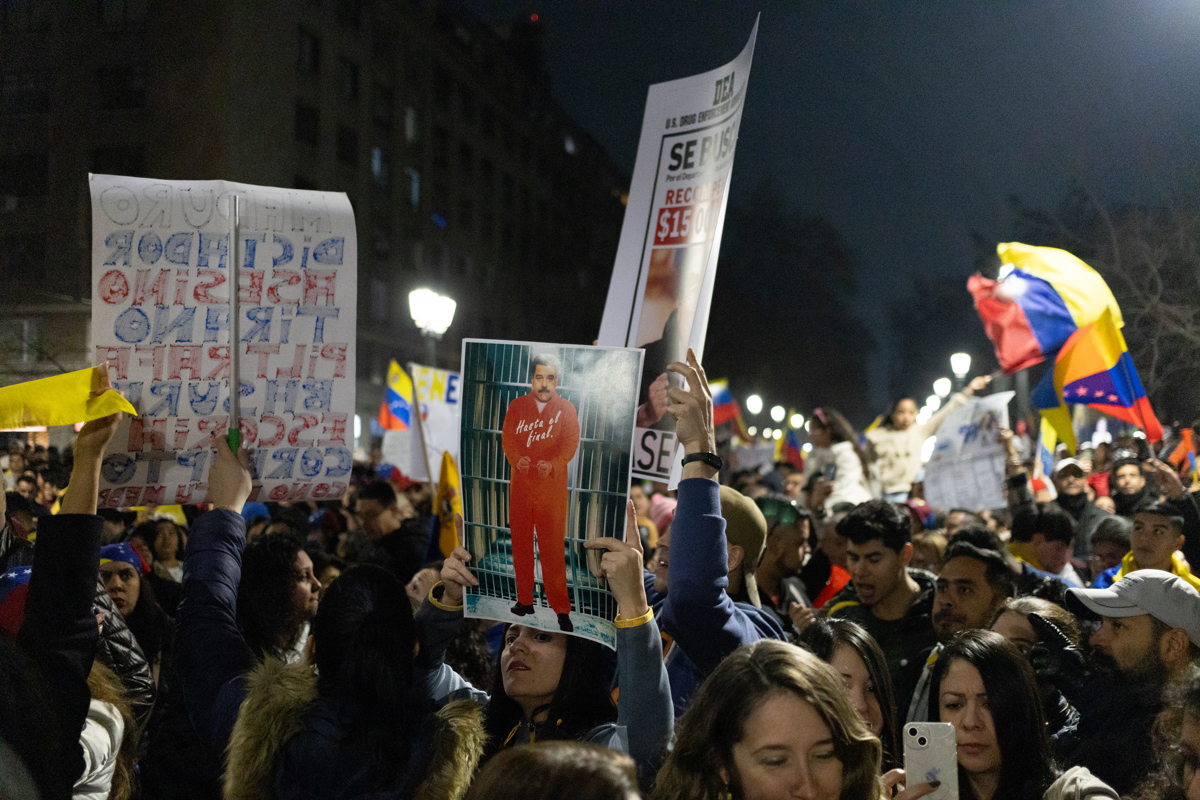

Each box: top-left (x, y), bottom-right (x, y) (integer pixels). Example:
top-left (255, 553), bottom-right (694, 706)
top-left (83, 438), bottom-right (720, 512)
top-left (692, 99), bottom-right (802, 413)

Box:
top-left (175, 443), bottom-right (255, 752)
top-left (657, 350), bottom-right (783, 676)
top-left (913, 375), bottom-right (991, 439)
top-left (19, 402), bottom-right (119, 796)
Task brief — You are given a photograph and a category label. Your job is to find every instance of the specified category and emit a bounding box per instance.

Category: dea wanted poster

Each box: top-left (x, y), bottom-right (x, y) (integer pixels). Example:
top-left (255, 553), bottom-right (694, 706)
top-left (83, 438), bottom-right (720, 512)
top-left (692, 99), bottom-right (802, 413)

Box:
top-left (89, 174), bottom-right (356, 506)
top-left (597, 18), bottom-right (758, 483)
top-left (459, 340), bottom-right (643, 649)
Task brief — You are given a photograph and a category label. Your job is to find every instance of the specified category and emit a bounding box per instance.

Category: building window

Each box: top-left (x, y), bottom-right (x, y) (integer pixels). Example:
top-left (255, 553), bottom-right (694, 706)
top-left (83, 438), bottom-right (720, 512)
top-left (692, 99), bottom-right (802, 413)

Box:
top-left (458, 142), bottom-right (473, 181)
top-left (432, 126), bottom-right (448, 170)
top-left (298, 29), bottom-right (321, 75)
top-left (0, 154), bottom-right (48, 196)
top-left (339, 58), bottom-right (359, 102)
top-left (294, 103), bottom-right (320, 145)
top-left (404, 106), bottom-right (418, 142)
top-left (371, 146), bottom-right (390, 190)
top-left (96, 66), bottom-right (147, 109)
top-left (92, 146), bottom-right (146, 177)
top-left (371, 82), bottom-right (392, 128)
top-left (480, 104), bottom-right (495, 139)
top-left (0, 73), bottom-right (49, 115)
top-left (336, 125), bottom-right (359, 166)
top-left (405, 167), bottom-right (420, 208)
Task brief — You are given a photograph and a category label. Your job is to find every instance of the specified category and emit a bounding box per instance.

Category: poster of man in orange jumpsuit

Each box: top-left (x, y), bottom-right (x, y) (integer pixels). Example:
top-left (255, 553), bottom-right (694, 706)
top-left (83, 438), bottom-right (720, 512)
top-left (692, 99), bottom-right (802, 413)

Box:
top-left (501, 354), bottom-right (580, 632)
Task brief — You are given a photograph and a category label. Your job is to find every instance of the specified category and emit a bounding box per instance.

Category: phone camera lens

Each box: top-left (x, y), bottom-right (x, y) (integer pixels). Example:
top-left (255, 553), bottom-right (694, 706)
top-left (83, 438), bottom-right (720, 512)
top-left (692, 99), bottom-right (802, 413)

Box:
top-left (908, 727), bottom-right (917, 737)
top-left (918, 737), bottom-right (928, 747)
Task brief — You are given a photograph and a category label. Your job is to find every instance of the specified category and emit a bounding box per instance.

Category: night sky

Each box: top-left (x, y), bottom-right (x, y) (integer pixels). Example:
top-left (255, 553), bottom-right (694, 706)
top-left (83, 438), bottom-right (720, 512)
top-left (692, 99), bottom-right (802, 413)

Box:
top-left (473, 1), bottom-right (1200, 410)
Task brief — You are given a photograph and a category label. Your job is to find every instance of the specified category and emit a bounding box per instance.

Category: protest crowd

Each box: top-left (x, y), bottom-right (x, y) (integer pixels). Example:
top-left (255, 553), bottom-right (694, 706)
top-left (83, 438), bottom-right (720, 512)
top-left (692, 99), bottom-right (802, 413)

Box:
top-left (4, 344), bottom-right (1200, 800)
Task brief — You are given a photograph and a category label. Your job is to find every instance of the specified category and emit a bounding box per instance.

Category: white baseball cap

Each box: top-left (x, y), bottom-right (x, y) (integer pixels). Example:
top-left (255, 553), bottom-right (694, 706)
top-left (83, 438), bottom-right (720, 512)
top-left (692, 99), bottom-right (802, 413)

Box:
top-left (1067, 569), bottom-right (1200, 647)
top-left (1052, 457), bottom-right (1086, 476)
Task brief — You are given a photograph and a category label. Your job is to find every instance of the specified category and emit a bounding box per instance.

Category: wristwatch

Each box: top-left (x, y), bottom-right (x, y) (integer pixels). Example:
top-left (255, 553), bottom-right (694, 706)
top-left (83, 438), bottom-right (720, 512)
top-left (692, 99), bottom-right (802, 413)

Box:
top-left (682, 451), bottom-right (722, 470)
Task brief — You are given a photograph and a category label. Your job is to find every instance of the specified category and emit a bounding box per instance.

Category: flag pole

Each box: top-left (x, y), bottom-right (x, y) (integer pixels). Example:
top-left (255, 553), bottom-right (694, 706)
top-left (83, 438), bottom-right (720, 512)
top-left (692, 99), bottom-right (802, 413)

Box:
top-left (226, 194), bottom-right (241, 452)
top-left (407, 363), bottom-right (438, 497)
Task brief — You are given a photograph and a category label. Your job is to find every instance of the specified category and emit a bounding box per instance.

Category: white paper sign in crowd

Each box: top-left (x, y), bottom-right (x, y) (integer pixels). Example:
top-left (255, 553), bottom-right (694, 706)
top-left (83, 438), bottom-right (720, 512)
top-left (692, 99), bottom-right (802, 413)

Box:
top-left (89, 174), bottom-right (357, 506)
top-left (923, 391), bottom-right (1016, 512)
top-left (381, 363), bottom-right (461, 481)
top-left (597, 18), bottom-right (758, 483)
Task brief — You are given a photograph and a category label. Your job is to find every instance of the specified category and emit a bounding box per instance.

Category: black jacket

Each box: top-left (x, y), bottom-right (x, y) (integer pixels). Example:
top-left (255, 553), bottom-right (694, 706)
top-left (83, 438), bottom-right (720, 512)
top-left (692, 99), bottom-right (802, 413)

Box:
top-left (362, 516), bottom-right (434, 585)
top-left (1064, 669), bottom-right (1163, 796)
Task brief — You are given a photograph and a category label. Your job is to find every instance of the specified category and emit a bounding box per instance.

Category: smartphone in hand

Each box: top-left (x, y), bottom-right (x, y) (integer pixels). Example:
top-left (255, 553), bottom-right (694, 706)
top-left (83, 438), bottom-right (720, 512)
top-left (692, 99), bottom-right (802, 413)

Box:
top-left (903, 723), bottom-right (957, 799)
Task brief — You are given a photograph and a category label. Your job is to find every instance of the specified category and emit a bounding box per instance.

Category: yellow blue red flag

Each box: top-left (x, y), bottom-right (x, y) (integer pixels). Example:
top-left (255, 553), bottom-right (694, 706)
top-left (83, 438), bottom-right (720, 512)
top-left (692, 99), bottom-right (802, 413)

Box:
top-left (1032, 308), bottom-right (1162, 452)
top-left (435, 451), bottom-right (463, 557)
top-left (379, 360), bottom-right (413, 431)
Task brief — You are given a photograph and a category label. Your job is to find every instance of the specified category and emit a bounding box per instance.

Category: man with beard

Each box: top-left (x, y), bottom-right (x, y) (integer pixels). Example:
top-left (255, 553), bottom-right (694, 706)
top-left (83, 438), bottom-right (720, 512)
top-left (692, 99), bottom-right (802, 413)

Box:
top-left (1057, 571), bottom-right (1200, 794)
top-left (1110, 451), bottom-right (1155, 518)
top-left (904, 540), bottom-right (1015, 721)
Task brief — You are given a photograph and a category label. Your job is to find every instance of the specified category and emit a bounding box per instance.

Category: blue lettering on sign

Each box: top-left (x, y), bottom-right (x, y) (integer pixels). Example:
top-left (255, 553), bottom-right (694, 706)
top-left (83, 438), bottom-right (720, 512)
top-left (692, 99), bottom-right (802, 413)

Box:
top-left (145, 381), bottom-right (182, 417)
top-left (263, 379), bottom-right (299, 414)
top-left (204, 307), bottom-right (229, 342)
top-left (300, 379), bottom-right (333, 411)
top-left (299, 447), bottom-right (324, 477)
top-left (959, 423), bottom-right (980, 446)
top-left (164, 232), bottom-right (194, 265)
top-left (177, 450), bottom-right (208, 483)
top-left (151, 305), bottom-right (196, 343)
top-left (104, 231), bottom-right (134, 267)
top-left (242, 307), bottom-right (273, 342)
top-left (267, 448), bottom-right (298, 479)
top-left (188, 382), bottom-right (221, 415)
top-left (311, 237), bottom-right (344, 265)
top-left (196, 232), bottom-right (229, 268)
top-left (272, 234), bottom-right (293, 267)
top-left (222, 382), bottom-right (255, 414)
top-left (324, 446), bottom-right (352, 477)
top-left (138, 231), bottom-right (163, 264)
top-left (115, 307), bottom-right (151, 343)
top-left (446, 373), bottom-right (460, 404)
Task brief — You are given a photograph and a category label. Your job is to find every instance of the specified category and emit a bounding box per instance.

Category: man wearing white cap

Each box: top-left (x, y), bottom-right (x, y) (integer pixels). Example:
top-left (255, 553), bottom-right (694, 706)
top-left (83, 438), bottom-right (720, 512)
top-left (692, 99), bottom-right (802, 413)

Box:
top-left (1059, 569), bottom-right (1200, 793)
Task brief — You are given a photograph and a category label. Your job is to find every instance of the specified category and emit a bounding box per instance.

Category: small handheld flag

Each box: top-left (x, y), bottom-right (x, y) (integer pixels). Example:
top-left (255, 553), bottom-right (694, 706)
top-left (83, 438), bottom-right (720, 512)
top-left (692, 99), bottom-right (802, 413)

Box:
top-left (434, 452), bottom-right (463, 557)
top-left (709, 380), bottom-right (740, 426)
top-left (379, 360), bottom-right (414, 431)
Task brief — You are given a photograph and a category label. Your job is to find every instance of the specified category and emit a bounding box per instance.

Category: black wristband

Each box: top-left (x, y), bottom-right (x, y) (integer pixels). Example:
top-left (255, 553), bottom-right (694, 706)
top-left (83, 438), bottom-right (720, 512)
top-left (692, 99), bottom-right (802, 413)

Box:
top-left (682, 451), bottom-right (722, 471)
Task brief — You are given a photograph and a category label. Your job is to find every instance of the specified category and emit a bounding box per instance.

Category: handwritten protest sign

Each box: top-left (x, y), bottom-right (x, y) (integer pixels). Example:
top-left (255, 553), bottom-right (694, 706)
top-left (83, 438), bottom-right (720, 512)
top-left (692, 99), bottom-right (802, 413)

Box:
top-left (597, 18), bottom-right (758, 483)
top-left (923, 391), bottom-right (1015, 512)
top-left (89, 174), bottom-right (357, 506)
top-left (459, 340), bottom-right (642, 649)
top-left (381, 363), bottom-right (460, 482)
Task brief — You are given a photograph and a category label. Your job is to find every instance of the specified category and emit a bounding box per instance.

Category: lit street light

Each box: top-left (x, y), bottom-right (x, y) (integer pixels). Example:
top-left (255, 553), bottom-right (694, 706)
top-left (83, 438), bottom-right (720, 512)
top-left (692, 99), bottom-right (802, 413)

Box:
top-left (746, 394), bottom-right (763, 415)
top-left (926, 394), bottom-right (941, 411)
top-left (933, 377), bottom-right (952, 398)
top-left (772, 428), bottom-right (783, 440)
top-left (762, 427), bottom-right (773, 439)
top-left (950, 352), bottom-right (972, 390)
top-left (790, 413), bottom-right (804, 429)
top-left (747, 426), bottom-right (757, 437)
top-left (409, 288), bottom-right (456, 366)
top-left (770, 405), bottom-right (785, 423)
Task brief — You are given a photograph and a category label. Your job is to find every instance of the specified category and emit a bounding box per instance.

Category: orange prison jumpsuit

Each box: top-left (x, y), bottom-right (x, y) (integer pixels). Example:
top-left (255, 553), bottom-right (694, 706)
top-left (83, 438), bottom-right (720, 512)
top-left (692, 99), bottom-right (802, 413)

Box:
top-left (501, 391), bottom-right (580, 614)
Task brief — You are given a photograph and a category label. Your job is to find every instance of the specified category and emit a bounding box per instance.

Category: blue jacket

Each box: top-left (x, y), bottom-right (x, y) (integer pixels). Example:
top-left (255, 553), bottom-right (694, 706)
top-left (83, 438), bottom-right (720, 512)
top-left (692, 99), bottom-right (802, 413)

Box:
top-left (648, 478), bottom-right (785, 715)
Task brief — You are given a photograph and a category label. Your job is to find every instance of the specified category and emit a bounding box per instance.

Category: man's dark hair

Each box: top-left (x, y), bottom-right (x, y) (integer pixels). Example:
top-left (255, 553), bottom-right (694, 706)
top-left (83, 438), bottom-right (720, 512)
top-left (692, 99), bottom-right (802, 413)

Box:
top-left (829, 501), bottom-right (857, 516)
top-left (1036, 503), bottom-right (1077, 545)
top-left (1110, 454), bottom-right (1143, 479)
top-left (1012, 503), bottom-right (1076, 545)
top-left (357, 480), bottom-right (398, 509)
top-left (14, 473), bottom-right (35, 488)
top-left (948, 508), bottom-right (987, 529)
top-left (949, 525), bottom-right (1006, 553)
top-left (1091, 515), bottom-right (1133, 550)
top-left (1137, 501), bottom-right (1185, 533)
top-left (943, 540), bottom-right (1016, 600)
top-left (531, 353), bottom-right (559, 377)
top-left (836, 500), bottom-right (911, 553)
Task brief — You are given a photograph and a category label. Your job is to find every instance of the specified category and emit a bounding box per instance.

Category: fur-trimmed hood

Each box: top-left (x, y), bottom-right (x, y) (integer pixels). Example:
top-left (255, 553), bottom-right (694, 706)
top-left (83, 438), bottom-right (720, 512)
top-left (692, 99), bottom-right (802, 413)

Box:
top-left (224, 658), bottom-right (486, 800)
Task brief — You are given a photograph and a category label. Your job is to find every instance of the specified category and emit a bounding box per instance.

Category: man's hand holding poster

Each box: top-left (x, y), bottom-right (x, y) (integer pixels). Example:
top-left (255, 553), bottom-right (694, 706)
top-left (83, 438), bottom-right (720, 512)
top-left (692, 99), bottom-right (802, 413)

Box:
top-left (597, 19), bottom-right (758, 483)
top-left (458, 340), bottom-right (643, 649)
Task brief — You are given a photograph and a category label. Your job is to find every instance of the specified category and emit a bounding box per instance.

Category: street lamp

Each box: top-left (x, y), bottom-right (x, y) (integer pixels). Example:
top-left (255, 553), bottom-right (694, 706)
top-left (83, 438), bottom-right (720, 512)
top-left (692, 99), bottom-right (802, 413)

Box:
top-left (933, 377), bottom-right (952, 398)
top-left (789, 413), bottom-right (804, 429)
top-left (409, 288), bottom-right (456, 366)
top-left (746, 394), bottom-right (763, 415)
top-left (926, 395), bottom-right (941, 412)
top-left (950, 352), bottom-right (971, 390)
top-left (770, 405), bottom-right (785, 423)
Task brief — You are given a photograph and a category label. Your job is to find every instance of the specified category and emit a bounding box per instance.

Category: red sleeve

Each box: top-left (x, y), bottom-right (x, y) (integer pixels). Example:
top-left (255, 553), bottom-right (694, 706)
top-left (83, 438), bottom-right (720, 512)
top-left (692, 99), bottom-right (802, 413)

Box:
top-left (552, 399), bottom-right (580, 477)
top-left (502, 395), bottom-right (523, 467)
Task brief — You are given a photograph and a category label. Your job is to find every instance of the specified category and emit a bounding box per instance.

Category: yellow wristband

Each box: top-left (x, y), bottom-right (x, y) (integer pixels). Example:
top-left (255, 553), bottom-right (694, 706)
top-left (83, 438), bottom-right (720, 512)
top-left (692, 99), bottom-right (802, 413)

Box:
top-left (615, 607), bottom-right (654, 629)
top-left (428, 581), bottom-right (464, 612)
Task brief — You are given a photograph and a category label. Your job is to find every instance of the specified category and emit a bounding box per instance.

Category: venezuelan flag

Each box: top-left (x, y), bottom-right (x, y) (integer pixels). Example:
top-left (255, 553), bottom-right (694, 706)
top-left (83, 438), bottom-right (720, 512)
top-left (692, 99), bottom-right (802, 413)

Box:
top-left (968, 242), bottom-right (1123, 373)
top-left (435, 451), bottom-right (463, 557)
top-left (1032, 308), bottom-right (1162, 452)
top-left (378, 360), bottom-right (413, 431)
top-left (710, 379), bottom-right (740, 426)
top-left (1033, 415), bottom-right (1056, 482)
top-left (775, 426), bottom-right (804, 470)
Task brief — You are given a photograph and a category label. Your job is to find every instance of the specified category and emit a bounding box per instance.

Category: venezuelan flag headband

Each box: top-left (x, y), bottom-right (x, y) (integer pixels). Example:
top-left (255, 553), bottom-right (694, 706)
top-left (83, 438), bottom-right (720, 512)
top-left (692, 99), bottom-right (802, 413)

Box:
top-left (100, 542), bottom-right (150, 576)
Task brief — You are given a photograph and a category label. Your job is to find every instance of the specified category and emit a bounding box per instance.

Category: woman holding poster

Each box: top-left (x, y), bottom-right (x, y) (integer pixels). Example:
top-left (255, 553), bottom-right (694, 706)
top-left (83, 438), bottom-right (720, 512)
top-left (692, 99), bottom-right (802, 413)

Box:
top-left (417, 504), bottom-right (673, 787)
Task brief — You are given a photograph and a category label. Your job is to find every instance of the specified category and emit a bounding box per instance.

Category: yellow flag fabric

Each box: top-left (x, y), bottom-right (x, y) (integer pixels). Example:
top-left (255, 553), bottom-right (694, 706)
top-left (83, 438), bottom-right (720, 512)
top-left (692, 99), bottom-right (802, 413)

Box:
top-left (0, 367), bottom-right (136, 429)
top-left (996, 242), bottom-right (1124, 330)
top-left (435, 451), bottom-right (463, 557)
